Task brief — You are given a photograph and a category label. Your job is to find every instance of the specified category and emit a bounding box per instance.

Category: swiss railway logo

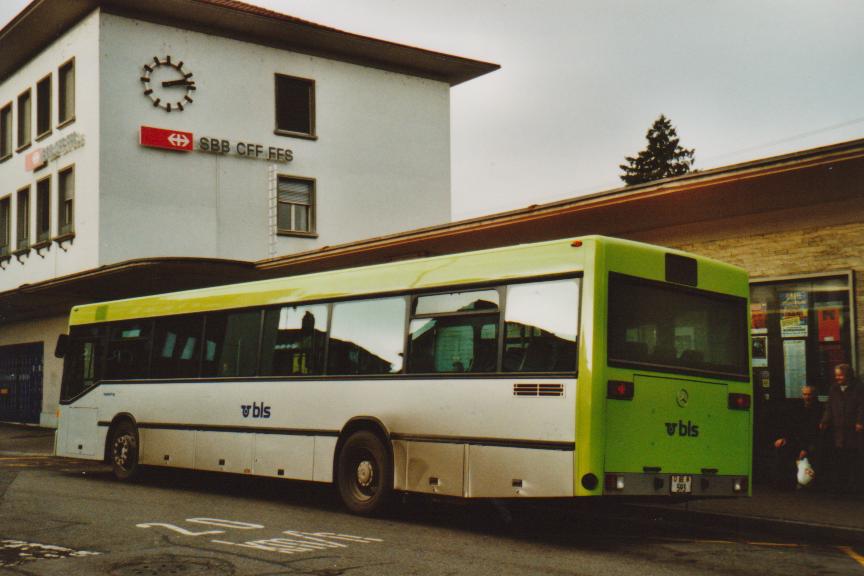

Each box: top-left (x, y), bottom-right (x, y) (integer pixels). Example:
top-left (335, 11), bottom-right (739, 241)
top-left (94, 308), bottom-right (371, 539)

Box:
top-left (241, 402), bottom-right (271, 419)
top-left (139, 125), bottom-right (194, 151)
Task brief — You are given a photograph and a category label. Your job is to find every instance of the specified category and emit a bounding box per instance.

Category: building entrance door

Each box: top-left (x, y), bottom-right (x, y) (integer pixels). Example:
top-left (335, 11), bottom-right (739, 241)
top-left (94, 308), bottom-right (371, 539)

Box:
top-left (0, 343), bottom-right (44, 424)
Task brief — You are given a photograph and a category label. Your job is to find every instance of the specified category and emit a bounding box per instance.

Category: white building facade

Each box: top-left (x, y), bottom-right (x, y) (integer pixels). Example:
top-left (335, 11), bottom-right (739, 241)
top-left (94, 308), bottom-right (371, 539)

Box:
top-left (0, 0), bottom-right (496, 426)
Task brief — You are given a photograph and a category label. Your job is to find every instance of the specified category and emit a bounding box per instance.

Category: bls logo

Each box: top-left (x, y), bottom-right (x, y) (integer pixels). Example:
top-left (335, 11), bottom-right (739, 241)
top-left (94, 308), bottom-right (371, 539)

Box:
top-left (241, 402), bottom-right (271, 419)
top-left (665, 419), bottom-right (699, 437)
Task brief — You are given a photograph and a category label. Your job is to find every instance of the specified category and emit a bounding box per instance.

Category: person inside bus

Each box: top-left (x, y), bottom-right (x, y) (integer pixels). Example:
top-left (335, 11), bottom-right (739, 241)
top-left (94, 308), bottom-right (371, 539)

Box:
top-left (818, 364), bottom-right (864, 493)
top-left (772, 385), bottom-right (822, 490)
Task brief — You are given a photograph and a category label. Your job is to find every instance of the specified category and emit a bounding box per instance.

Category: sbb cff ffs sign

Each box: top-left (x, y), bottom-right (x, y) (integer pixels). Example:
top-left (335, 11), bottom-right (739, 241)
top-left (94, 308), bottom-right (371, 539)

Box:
top-left (139, 126), bottom-right (193, 151)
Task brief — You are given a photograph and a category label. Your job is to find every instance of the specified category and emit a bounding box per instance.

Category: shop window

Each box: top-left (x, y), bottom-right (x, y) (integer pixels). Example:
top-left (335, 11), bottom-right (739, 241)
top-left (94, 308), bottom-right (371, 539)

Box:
top-left (17, 89), bottom-right (31, 150)
top-left (750, 274), bottom-right (854, 400)
top-left (16, 186), bottom-right (29, 250)
top-left (277, 176), bottom-right (314, 235)
top-left (0, 103), bottom-right (11, 160)
top-left (260, 304), bottom-right (328, 376)
top-left (275, 74), bottom-right (314, 137)
top-left (36, 74), bottom-right (51, 138)
top-left (58, 59), bottom-right (75, 126)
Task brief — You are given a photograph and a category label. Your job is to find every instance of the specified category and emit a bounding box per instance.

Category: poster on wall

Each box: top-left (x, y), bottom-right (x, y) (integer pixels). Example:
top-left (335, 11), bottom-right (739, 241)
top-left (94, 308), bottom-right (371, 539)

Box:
top-left (779, 290), bottom-right (808, 337)
top-left (752, 335), bottom-right (768, 367)
top-left (783, 339), bottom-right (807, 398)
top-left (750, 303), bottom-right (768, 334)
top-left (815, 302), bottom-right (843, 342)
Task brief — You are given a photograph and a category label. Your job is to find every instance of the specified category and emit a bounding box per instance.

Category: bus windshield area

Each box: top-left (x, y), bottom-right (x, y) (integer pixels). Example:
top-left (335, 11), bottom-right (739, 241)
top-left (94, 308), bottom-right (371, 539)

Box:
top-left (607, 273), bottom-right (748, 379)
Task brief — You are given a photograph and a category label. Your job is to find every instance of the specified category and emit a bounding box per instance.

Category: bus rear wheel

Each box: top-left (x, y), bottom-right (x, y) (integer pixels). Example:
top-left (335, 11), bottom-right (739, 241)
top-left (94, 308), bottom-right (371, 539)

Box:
top-left (336, 430), bottom-right (392, 516)
top-left (110, 421), bottom-right (140, 481)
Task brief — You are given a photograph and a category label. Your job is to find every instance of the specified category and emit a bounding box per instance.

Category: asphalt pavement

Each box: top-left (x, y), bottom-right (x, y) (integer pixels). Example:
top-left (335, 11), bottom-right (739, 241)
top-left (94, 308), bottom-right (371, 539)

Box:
top-left (2, 422), bottom-right (862, 545)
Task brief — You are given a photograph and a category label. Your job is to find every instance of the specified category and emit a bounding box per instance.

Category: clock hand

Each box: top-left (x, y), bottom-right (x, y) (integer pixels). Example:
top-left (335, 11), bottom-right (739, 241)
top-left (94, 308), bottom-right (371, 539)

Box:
top-left (161, 78), bottom-right (195, 87)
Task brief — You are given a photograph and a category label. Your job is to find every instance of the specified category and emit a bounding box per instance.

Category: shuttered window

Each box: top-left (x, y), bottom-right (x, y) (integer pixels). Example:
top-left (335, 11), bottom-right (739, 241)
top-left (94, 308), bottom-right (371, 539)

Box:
top-left (0, 197), bottom-right (10, 257)
top-left (58, 59), bottom-right (75, 125)
top-left (58, 166), bottom-right (74, 236)
top-left (17, 89), bottom-right (31, 150)
top-left (277, 176), bottom-right (315, 234)
top-left (0, 104), bottom-right (11, 160)
top-left (16, 187), bottom-right (29, 249)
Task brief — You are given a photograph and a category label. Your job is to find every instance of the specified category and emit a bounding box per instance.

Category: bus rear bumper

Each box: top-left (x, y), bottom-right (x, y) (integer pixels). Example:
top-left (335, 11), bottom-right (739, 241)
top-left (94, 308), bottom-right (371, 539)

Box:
top-left (602, 472), bottom-right (749, 497)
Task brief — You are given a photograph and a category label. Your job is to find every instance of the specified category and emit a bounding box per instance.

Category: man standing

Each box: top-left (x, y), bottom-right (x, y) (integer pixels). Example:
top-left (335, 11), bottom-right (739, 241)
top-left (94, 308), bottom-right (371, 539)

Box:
top-left (819, 364), bottom-right (864, 493)
top-left (773, 385), bottom-right (822, 489)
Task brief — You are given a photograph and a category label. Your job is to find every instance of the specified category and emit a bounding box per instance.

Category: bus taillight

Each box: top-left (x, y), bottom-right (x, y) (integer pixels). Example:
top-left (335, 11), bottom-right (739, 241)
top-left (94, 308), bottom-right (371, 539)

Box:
top-left (607, 380), bottom-right (634, 400)
top-left (733, 477), bottom-right (748, 493)
top-left (728, 393), bottom-right (751, 411)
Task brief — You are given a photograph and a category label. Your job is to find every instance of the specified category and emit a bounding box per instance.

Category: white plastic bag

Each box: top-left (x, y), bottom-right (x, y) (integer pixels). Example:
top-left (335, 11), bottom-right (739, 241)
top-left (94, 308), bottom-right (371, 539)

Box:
top-left (796, 457), bottom-right (815, 486)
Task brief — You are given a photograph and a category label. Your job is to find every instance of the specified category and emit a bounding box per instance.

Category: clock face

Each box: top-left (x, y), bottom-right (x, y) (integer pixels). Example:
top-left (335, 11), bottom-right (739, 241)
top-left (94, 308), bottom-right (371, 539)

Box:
top-left (140, 55), bottom-right (196, 112)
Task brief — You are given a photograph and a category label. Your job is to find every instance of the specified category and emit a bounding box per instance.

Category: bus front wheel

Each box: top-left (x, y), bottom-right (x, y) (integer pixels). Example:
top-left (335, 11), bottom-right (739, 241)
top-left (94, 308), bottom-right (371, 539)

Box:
top-left (110, 421), bottom-right (140, 481)
top-left (336, 430), bottom-right (392, 515)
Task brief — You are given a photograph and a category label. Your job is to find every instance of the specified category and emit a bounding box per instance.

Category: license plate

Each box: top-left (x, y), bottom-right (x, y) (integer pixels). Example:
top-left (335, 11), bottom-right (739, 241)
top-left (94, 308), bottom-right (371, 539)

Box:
top-left (670, 475), bottom-right (692, 494)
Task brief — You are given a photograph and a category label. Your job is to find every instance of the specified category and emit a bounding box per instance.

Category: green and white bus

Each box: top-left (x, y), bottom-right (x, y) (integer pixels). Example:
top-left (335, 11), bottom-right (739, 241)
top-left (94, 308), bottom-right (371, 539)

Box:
top-left (55, 236), bottom-right (752, 514)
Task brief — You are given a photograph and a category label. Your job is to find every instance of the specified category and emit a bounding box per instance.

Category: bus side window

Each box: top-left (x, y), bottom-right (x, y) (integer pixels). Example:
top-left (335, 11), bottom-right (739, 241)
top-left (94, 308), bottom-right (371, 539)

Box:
top-left (260, 304), bottom-right (328, 376)
top-left (60, 325), bottom-right (105, 400)
top-left (327, 297), bottom-right (406, 375)
top-left (151, 315), bottom-right (204, 379)
top-left (503, 279), bottom-right (579, 373)
top-left (201, 310), bottom-right (261, 378)
top-left (407, 289), bottom-right (499, 374)
top-left (104, 321), bottom-right (152, 380)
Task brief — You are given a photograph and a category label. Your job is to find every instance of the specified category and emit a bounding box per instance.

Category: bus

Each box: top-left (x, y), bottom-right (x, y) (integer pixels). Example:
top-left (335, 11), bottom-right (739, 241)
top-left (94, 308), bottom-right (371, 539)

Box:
top-left (55, 236), bottom-right (752, 514)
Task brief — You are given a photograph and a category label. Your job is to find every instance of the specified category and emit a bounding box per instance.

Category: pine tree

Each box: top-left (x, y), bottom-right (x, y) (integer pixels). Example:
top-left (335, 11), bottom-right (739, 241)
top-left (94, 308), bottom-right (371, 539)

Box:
top-left (619, 115), bottom-right (695, 185)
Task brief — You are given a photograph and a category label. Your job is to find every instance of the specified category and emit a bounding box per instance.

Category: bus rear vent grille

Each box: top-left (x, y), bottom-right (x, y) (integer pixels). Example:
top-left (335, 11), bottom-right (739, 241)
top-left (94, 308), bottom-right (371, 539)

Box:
top-left (513, 383), bottom-right (564, 397)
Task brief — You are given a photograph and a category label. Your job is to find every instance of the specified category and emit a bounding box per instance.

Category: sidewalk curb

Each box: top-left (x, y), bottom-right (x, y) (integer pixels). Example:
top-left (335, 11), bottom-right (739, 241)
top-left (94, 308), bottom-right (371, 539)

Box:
top-left (637, 506), bottom-right (864, 544)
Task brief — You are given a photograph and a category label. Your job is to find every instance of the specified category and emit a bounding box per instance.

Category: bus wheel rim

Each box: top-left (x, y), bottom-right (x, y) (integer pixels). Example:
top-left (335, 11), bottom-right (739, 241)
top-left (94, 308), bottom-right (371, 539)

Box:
top-left (114, 435), bottom-right (134, 470)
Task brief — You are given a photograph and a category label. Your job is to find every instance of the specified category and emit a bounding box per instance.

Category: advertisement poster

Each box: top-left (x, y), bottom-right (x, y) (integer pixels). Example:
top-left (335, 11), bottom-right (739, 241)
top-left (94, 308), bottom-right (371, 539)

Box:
top-left (816, 302), bottom-right (842, 342)
top-left (751, 335), bottom-right (768, 367)
top-left (783, 339), bottom-right (807, 398)
top-left (750, 302), bottom-right (767, 334)
top-left (779, 290), bottom-right (808, 337)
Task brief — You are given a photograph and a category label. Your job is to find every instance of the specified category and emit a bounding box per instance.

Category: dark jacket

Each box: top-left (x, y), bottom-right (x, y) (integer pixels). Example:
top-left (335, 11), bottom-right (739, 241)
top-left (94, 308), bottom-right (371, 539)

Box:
top-left (821, 381), bottom-right (864, 449)
top-left (780, 401), bottom-right (823, 455)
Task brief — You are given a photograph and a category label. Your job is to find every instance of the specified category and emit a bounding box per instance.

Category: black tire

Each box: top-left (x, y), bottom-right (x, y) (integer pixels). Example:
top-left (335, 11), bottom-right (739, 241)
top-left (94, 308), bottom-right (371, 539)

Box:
top-left (336, 430), bottom-right (393, 515)
top-left (110, 420), bottom-right (141, 481)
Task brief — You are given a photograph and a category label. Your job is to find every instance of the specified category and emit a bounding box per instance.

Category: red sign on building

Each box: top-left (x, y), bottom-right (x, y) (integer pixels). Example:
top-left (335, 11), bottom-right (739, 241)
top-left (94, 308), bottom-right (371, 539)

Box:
top-left (139, 125), bottom-right (194, 152)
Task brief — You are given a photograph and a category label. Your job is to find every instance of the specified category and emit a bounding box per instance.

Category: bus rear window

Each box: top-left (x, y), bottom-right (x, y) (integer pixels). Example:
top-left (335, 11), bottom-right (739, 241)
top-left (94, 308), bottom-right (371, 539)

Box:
top-left (607, 273), bottom-right (748, 379)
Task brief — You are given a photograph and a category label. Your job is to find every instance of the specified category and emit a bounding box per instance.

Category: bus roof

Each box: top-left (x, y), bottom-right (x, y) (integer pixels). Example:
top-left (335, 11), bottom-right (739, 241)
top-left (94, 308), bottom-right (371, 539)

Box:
top-left (68, 236), bottom-right (746, 325)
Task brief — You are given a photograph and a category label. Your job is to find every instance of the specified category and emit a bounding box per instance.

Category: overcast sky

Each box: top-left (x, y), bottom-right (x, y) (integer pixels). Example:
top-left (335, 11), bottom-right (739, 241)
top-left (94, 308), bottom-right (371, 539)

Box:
top-left (3, 1), bottom-right (863, 219)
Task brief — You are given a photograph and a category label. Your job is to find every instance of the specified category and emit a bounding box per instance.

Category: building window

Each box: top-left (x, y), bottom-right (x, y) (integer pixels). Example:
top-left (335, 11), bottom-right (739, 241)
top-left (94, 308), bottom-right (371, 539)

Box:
top-left (36, 176), bottom-right (50, 243)
top-left (17, 89), bottom-right (31, 150)
top-left (277, 176), bottom-right (315, 235)
top-left (750, 273), bottom-right (855, 401)
top-left (275, 74), bottom-right (315, 138)
top-left (0, 103), bottom-right (11, 160)
top-left (0, 197), bottom-right (9, 257)
top-left (58, 166), bottom-right (74, 236)
top-left (58, 59), bottom-right (75, 126)
top-left (16, 186), bottom-right (29, 250)
top-left (36, 74), bottom-right (52, 138)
